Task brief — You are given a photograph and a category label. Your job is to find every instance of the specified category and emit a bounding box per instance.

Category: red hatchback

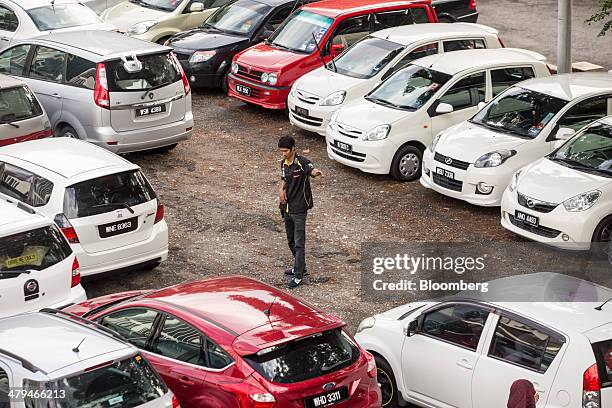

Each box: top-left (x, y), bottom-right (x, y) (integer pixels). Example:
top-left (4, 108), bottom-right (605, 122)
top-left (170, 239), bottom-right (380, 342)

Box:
top-left (227, 0), bottom-right (437, 110)
top-left (65, 276), bottom-right (381, 408)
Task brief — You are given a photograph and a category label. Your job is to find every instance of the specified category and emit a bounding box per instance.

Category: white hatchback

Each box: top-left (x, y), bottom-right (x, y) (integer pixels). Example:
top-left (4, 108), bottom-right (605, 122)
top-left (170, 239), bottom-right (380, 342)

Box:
top-left (326, 48), bottom-right (549, 181)
top-left (421, 73), bottom-right (612, 206)
top-left (0, 138), bottom-right (168, 276)
top-left (288, 23), bottom-right (503, 136)
top-left (0, 200), bottom-right (86, 318)
top-left (355, 273), bottom-right (612, 408)
top-left (501, 116), bottom-right (612, 250)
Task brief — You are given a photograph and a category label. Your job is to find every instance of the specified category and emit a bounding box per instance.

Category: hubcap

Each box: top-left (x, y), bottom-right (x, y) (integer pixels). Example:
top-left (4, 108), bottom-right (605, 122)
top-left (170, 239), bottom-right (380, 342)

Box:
top-left (377, 368), bottom-right (394, 406)
top-left (64, 130), bottom-right (77, 139)
top-left (600, 224), bottom-right (612, 242)
top-left (399, 153), bottom-right (420, 177)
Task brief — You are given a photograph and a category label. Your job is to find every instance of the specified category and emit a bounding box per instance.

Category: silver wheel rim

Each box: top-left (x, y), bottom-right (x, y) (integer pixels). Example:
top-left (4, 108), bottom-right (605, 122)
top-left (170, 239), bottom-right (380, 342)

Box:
top-left (399, 153), bottom-right (419, 177)
top-left (64, 130), bottom-right (77, 139)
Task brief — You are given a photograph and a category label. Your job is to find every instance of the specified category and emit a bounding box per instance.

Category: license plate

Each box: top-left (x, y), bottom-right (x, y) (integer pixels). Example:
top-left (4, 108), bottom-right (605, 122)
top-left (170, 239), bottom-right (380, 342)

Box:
top-left (236, 84), bottom-right (251, 96)
top-left (334, 140), bottom-right (352, 153)
top-left (304, 386), bottom-right (349, 408)
top-left (295, 106), bottom-right (309, 117)
top-left (515, 210), bottom-right (539, 227)
top-left (135, 104), bottom-right (166, 117)
top-left (98, 216), bottom-right (138, 238)
top-left (436, 167), bottom-right (455, 179)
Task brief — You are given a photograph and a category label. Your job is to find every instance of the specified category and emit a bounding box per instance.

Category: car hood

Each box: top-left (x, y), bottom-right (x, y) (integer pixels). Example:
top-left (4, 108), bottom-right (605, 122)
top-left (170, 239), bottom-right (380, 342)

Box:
top-left (335, 100), bottom-right (409, 131)
top-left (104, 1), bottom-right (167, 31)
top-left (437, 121), bottom-right (529, 163)
top-left (295, 66), bottom-right (365, 98)
top-left (237, 42), bottom-right (308, 70)
top-left (516, 158), bottom-right (612, 203)
top-left (169, 28), bottom-right (247, 51)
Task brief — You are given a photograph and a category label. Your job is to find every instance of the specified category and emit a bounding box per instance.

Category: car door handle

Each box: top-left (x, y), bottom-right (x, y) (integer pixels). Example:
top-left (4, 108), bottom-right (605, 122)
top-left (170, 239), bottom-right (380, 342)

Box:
top-left (456, 359), bottom-right (473, 370)
top-left (179, 376), bottom-right (195, 387)
top-left (0, 36), bottom-right (9, 41)
top-left (52, 93), bottom-right (62, 99)
top-left (532, 381), bottom-right (545, 393)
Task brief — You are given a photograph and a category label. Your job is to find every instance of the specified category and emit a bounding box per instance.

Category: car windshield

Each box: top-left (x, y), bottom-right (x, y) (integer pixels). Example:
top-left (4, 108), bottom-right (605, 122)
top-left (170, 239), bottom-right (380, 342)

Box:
top-left (205, 0), bottom-right (271, 35)
top-left (24, 355), bottom-right (168, 408)
top-left (129, 0), bottom-right (185, 12)
top-left (105, 52), bottom-right (181, 92)
top-left (330, 36), bottom-right (404, 79)
top-left (243, 328), bottom-right (359, 384)
top-left (26, 4), bottom-right (102, 31)
top-left (267, 10), bottom-right (333, 54)
top-left (0, 226), bottom-right (71, 273)
top-left (0, 86), bottom-right (43, 123)
top-left (471, 87), bottom-right (568, 139)
top-left (365, 64), bottom-right (451, 111)
top-left (548, 122), bottom-right (612, 177)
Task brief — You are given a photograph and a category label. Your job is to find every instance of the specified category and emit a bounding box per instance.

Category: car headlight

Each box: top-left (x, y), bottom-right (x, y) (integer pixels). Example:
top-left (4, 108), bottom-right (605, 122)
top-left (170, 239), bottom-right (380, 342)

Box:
top-left (429, 132), bottom-right (443, 153)
top-left (563, 190), bottom-right (601, 212)
top-left (329, 110), bottom-right (340, 126)
top-left (261, 72), bottom-right (269, 83)
top-left (231, 61), bottom-right (239, 74)
top-left (474, 150), bottom-right (516, 168)
top-left (127, 20), bottom-right (157, 35)
top-left (364, 124), bottom-right (391, 141)
top-left (508, 170), bottom-right (522, 192)
top-left (189, 50), bottom-right (216, 64)
top-left (268, 73), bottom-right (278, 85)
top-left (320, 90), bottom-right (346, 106)
top-left (356, 317), bottom-right (376, 333)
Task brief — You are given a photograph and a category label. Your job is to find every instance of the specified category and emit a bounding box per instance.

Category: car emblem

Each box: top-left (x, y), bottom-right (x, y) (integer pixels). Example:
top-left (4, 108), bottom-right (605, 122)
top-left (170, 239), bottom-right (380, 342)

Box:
top-left (149, 93), bottom-right (154, 100)
top-left (322, 382), bottom-right (336, 391)
top-left (116, 210), bottom-right (123, 219)
top-left (25, 280), bottom-right (38, 293)
top-left (526, 199), bottom-right (535, 208)
top-left (445, 157), bottom-right (452, 165)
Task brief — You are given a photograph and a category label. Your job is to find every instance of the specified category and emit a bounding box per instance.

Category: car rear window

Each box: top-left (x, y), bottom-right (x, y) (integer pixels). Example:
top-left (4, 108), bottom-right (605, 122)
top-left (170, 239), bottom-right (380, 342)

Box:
top-left (0, 86), bottom-right (43, 124)
top-left (63, 170), bottom-right (156, 219)
top-left (23, 354), bottom-right (168, 408)
top-left (592, 339), bottom-right (612, 389)
top-left (105, 52), bottom-right (181, 92)
top-left (244, 328), bottom-right (359, 384)
top-left (0, 225), bottom-right (71, 273)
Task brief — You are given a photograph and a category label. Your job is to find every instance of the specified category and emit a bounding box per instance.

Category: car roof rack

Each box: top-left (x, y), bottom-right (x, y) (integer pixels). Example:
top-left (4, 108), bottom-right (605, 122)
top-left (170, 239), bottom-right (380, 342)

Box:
top-left (0, 348), bottom-right (46, 374)
top-left (39, 308), bottom-right (128, 344)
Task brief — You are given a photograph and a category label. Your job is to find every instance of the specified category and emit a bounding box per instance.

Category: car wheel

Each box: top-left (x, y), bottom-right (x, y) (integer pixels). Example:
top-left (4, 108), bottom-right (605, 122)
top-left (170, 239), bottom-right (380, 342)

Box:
top-left (591, 215), bottom-right (612, 258)
top-left (141, 261), bottom-right (161, 271)
top-left (390, 145), bottom-right (422, 182)
top-left (156, 36), bottom-right (171, 45)
top-left (58, 125), bottom-right (79, 139)
top-left (220, 71), bottom-right (230, 94)
top-left (151, 143), bottom-right (178, 153)
top-left (375, 356), bottom-right (401, 408)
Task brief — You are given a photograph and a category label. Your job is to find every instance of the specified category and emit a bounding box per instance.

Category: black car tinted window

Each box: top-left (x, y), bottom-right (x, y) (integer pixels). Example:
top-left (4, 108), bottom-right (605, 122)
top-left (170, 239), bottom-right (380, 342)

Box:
top-left (0, 86), bottom-right (44, 124)
top-left (557, 95), bottom-right (612, 131)
top-left (66, 54), bottom-right (96, 90)
top-left (439, 71), bottom-right (486, 110)
top-left (421, 304), bottom-right (489, 350)
top-left (0, 6), bottom-right (18, 32)
top-left (100, 308), bottom-right (159, 348)
top-left (206, 338), bottom-right (233, 369)
top-left (0, 366), bottom-right (9, 407)
top-left (491, 67), bottom-right (535, 97)
top-left (152, 316), bottom-right (207, 366)
top-left (443, 38), bottom-right (486, 52)
top-left (0, 225), bottom-right (71, 273)
top-left (0, 162), bottom-right (53, 207)
top-left (105, 52), bottom-right (181, 92)
top-left (592, 339), bottom-right (612, 389)
top-left (0, 45), bottom-right (32, 76)
top-left (29, 46), bottom-right (66, 83)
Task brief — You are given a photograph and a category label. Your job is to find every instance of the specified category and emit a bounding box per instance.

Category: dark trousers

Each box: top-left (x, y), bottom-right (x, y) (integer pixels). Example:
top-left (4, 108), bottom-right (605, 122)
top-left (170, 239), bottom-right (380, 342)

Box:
top-left (284, 212), bottom-right (307, 279)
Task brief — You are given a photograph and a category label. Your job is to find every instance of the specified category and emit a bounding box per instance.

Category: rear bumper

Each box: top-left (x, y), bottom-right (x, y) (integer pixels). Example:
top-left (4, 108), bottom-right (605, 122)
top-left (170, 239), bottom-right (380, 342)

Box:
top-left (49, 285), bottom-right (88, 308)
top-left (227, 73), bottom-right (290, 110)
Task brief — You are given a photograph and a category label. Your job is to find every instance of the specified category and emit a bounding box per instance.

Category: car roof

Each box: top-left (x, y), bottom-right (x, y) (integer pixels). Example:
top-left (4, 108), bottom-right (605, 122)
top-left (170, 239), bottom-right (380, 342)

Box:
top-left (412, 48), bottom-right (546, 75)
top-left (302, 0), bottom-right (430, 18)
top-left (0, 73), bottom-right (27, 88)
top-left (5, 0), bottom-right (83, 10)
top-left (0, 138), bottom-right (137, 180)
top-left (0, 201), bottom-right (49, 235)
top-left (518, 72), bottom-right (612, 101)
top-left (252, 0), bottom-right (300, 6)
top-left (0, 313), bottom-right (132, 375)
top-left (371, 23), bottom-right (498, 46)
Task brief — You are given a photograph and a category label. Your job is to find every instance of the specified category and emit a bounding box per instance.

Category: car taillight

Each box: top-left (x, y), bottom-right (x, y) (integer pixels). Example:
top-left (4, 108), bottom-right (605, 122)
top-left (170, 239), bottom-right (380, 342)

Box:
top-left (94, 62), bottom-right (110, 109)
top-left (172, 394), bottom-right (181, 408)
top-left (497, 35), bottom-right (506, 48)
top-left (172, 53), bottom-right (190, 95)
top-left (54, 214), bottom-right (80, 244)
top-left (365, 351), bottom-right (377, 378)
top-left (468, 0), bottom-right (476, 9)
top-left (71, 257), bottom-right (81, 288)
top-left (583, 363), bottom-right (601, 408)
top-left (154, 203), bottom-right (164, 224)
top-left (249, 393), bottom-right (275, 408)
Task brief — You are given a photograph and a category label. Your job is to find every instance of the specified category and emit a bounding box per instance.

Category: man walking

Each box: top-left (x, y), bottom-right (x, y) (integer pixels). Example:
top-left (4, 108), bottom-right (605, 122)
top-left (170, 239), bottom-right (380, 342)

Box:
top-left (278, 136), bottom-right (322, 289)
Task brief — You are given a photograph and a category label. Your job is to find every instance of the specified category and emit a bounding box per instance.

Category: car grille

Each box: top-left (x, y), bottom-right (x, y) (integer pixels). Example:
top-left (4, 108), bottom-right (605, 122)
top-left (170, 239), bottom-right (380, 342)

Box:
top-left (334, 123), bottom-right (363, 139)
top-left (508, 214), bottom-right (561, 238)
top-left (236, 64), bottom-right (264, 82)
top-left (295, 89), bottom-right (321, 105)
top-left (329, 143), bottom-right (366, 162)
top-left (432, 172), bottom-right (463, 192)
top-left (291, 109), bottom-right (323, 127)
top-left (434, 152), bottom-right (471, 170)
top-left (517, 192), bottom-right (558, 213)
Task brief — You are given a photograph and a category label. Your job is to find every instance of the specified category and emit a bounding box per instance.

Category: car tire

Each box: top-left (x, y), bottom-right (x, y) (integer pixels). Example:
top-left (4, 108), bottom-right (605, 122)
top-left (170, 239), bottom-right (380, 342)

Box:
top-left (58, 125), bottom-right (79, 139)
top-left (220, 71), bottom-right (229, 94)
top-left (152, 143), bottom-right (178, 153)
top-left (375, 355), bottom-right (401, 408)
top-left (156, 36), bottom-right (171, 45)
top-left (141, 261), bottom-right (161, 271)
top-left (390, 145), bottom-right (422, 182)
top-left (591, 215), bottom-right (612, 257)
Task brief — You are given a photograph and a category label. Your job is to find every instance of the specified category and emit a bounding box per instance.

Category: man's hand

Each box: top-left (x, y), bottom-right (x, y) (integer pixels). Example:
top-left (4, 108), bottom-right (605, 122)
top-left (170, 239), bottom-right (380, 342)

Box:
top-left (279, 187), bottom-right (287, 204)
top-left (312, 168), bottom-right (323, 178)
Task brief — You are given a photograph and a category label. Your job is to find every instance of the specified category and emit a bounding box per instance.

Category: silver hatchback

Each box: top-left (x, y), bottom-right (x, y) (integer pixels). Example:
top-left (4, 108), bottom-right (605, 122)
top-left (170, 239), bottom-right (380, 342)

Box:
top-left (0, 30), bottom-right (193, 153)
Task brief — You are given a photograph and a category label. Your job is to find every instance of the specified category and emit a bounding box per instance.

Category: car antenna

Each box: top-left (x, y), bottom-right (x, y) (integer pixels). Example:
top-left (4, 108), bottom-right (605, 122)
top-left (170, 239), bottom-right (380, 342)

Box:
top-left (595, 297), bottom-right (612, 311)
top-left (264, 297), bottom-right (277, 318)
top-left (72, 337), bottom-right (86, 353)
top-left (311, 32), bottom-right (336, 73)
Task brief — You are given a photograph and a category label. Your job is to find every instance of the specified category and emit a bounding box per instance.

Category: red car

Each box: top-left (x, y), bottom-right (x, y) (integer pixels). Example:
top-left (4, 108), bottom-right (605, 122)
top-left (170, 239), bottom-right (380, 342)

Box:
top-left (65, 276), bottom-right (381, 408)
top-left (227, 0), bottom-right (437, 110)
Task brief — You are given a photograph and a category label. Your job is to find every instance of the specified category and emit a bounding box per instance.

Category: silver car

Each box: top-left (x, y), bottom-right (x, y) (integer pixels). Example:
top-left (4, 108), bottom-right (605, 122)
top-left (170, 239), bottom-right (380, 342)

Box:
top-left (0, 0), bottom-right (116, 52)
top-left (0, 30), bottom-right (193, 153)
top-left (82, 0), bottom-right (125, 14)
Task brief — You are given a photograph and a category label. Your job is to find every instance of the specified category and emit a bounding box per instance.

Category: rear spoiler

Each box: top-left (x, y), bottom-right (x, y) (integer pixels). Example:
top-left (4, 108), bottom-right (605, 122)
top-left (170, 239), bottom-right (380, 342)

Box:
top-left (503, 47), bottom-right (547, 62)
top-left (453, 22), bottom-right (499, 35)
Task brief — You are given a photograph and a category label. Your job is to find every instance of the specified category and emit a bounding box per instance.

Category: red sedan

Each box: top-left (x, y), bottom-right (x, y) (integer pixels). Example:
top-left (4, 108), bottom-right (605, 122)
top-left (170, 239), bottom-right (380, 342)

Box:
top-left (65, 276), bottom-right (381, 408)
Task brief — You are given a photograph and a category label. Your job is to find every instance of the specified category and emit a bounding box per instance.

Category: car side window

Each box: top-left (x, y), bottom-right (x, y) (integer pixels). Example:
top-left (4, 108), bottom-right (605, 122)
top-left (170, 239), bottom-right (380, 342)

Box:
top-left (371, 10), bottom-right (415, 32)
top-left (65, 54), bottom-right (96, 90)
top-left (489, 316), bottom-right (565, 373)
top-left (29, 46), bottom-right (66, 83)
top-left (330, 15), bottom-right (371, 50)
top-left (99, 308), bottom-right (159, 349)
top-left (207, 0), bottom-right (231, 9)
top-left (438, 72), bottom-right (486, 111)
top-left (443, 38), bottom-right (486, 52)
top-left (0, 6), bottom-right (18, 32)
top-left (380, 43), bottom-right (438, 81)
top-left (0, 45), bottom-right (31, 76)
top-left (408, 7), bottom-right (429, 24)
top-left (0, 365), bottom-right (9, 407)
top-left (152, 315), bottom-right (207, 366)
top-left (491, 67), bottom-right (535, 97)
top-left (267, 6), bottom-right (293, 29)
top-left (0, 162), bottom-right (53, 207)
top-left (205, 338), bottom-right (233, 369)
top-left (421, 304), bottom-right (490, 351)
top-left (556, 95), bottom-right (612, 131)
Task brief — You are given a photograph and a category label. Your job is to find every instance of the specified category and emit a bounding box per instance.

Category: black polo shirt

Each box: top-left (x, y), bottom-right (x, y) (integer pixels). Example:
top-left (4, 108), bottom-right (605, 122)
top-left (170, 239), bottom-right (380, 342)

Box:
top-left (280, 154), bottom-right (314, 214)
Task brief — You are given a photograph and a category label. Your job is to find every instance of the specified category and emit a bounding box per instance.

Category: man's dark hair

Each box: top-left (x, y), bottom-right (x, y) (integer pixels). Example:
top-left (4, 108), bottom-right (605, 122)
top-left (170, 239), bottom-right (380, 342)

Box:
top-left (278, 135), bottom-right (295, 149)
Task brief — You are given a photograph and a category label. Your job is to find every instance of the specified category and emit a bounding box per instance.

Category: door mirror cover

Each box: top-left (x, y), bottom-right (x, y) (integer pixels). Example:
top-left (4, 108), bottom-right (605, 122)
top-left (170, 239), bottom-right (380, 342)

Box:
top-left (436, 102), bottom-right (454, 115)
top-left (407, 319), bottom-right (419, 337)
top-left (555, 127), bottom-right (575, 141)
top-left (477, 101), bottom-right (486, 111)
top-left (190, 2), bottom-right (205, 12)
top-left (330, 43), bottom-right (345, 57)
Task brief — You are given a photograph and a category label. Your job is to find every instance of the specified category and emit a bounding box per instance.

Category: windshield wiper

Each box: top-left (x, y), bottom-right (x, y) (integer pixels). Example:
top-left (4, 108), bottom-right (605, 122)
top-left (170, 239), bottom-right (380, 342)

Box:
top-left (365, 95), bottom-right (401, 109)
top-left (91, 202), bottom-right (135, 214)
top-left (0, 269), bottom-right (33, 277)
top-left (0, 120), bottom-right (19, 128)
top-left (201, 23), bottom-right (222, 32)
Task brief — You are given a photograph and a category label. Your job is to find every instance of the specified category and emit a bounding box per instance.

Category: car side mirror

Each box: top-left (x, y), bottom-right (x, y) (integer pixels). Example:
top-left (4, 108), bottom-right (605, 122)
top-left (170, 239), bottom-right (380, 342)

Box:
top-left (477, 101), bottom-right (486, 111)
top-left (330, 43), bottom-right (345, 58)
top-left (406, 319), bottom-right (419, 337)
top-left (189, 2), bottom-right (205, 12)
top-left (555, 127), bottom-right (575, 141)
top-left (435, 102), bottom-right (454, 115)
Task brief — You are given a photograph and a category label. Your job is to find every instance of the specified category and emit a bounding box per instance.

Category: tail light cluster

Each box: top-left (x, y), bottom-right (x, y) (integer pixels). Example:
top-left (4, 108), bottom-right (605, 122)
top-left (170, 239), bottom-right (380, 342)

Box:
top-left (94, 63), bottom-right (110, 109)
top-left (172, 395), bottom-right (181, 408)
top-left (154, 202), bottom-right (164, 224)
top-left (365, 352), bottom-right (377, 378)
top-left (71, 257), bottom-right (81, 288)
top-left (54, 214), bottom-right (80, 244)
top-left (583, 363), bottom-right (601, 408)
top-left (230, 376), bottom-right (275, 408)
top-left (468, 0), bottom-right (476, 9)
top-left (171, 52), bottom-right (191, 96)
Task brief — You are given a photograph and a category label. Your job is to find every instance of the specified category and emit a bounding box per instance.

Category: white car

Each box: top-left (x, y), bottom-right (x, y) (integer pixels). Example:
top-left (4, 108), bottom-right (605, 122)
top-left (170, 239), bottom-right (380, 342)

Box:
top-left (0, 138), bottom-right (168, 276)
top-left (0, 0), bottom-right (116, 51)
top-left (326, 48), bottom-right (550, 181)
top-left (501, 116), bottom-right (612, 250)
top-left (0, 200), bottom-right (86, 318)
top-left (355, 273), bottom-right (612, 408)
top-left (288, 23), bottom-right (503, 136)
top-left (0, 311), bottom-right (179, 407)
top-left (421, 73), bottom-right (612, 205)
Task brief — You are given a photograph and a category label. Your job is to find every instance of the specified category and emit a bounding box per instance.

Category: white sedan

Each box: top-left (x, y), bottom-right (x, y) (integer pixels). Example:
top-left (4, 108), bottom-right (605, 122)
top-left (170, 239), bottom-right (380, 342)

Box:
top-left (501, 116), bottom-right (612, 250)
top-left (421, 73), bottom-right (612, 206)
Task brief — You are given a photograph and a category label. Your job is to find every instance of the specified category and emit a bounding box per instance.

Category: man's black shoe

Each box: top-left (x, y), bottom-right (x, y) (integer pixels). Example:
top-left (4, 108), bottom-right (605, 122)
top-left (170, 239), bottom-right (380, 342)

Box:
top-left (287, 277), bottom-right (302, 289)
top-left (284, 268), bottom-right (309, 276)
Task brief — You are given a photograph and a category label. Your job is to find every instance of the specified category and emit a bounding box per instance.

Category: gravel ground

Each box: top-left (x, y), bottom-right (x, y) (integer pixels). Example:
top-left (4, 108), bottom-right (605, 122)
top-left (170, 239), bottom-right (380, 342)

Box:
top-left (84, 2), bottom-right (612, 330)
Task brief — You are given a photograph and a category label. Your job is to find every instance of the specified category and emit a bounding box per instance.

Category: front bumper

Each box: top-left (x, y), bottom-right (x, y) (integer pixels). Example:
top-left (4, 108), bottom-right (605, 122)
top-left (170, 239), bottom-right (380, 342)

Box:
top-left (227, 73), bottom-right (290, 110)
top-left (287, 92), bottom-right (337, 136)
